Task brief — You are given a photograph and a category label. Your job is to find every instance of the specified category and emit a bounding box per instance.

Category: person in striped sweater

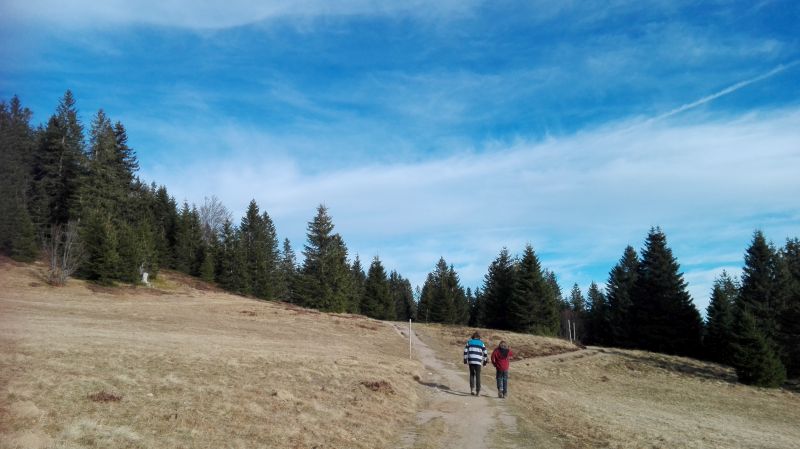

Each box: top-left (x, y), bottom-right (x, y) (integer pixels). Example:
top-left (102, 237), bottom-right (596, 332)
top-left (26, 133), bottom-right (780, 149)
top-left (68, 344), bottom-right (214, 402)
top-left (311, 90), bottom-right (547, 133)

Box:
top-left (463, 331), bottom-right (488, 396)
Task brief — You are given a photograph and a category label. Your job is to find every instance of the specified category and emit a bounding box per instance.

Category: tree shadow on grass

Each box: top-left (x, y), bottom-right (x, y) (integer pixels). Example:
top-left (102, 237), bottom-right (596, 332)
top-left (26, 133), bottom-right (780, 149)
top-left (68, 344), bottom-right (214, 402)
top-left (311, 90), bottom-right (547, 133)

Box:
top-left (602, 348), bottom-right (738, 384)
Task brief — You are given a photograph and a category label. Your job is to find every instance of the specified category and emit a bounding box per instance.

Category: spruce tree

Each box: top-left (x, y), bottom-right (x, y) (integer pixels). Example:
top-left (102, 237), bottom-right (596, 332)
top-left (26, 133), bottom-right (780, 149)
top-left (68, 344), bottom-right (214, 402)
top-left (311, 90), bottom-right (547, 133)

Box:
top-left (151, 185), bottom-right (178, 269)
top-left (569, 283), bottom-right (586, 313)
top-left (274, 238), bottom-right (298, 303)
top-left (80, 212), bottom-right (120, 284)
top-left (508, 245), bottom-right (556, 334)
top-left (0, 96), bottom-right (38, 261)
top-left (296, 205), bottom-right (353, 312)
top-left (704, 271), bottom-right (737, 365)
top-left (215, 219), bottom-right (237, 290)
top-left (419, 258), bottom-right (465, 324)
top-left (390, 270), bottom-right (415, 321)
top-left (482, 248), bottom-right (516, 330)
top-left (777, 238), bottom-right (800, 377)
top-left (30, 91), bottom-right (85, 228)
top-left (448, 264), bottom-right (469, 324)
top-left (730, 306), bottom-right (786, 387)
top-left (606, 246), bottom-right (639, 347)
top-left (173, 202), bottom-right (203, 276)
top-left (630, 227), bottom-right (703, 357)
top-left (739, 231), bottom-right (783, 343)
top-left (585, 281), bottom-right (611, 345)
top-left (361, 256), bottom-right (393, 320)
top-left (468, 287), bottom-right (486, 327)
top-left (350, 255), bottom-right (367, 313)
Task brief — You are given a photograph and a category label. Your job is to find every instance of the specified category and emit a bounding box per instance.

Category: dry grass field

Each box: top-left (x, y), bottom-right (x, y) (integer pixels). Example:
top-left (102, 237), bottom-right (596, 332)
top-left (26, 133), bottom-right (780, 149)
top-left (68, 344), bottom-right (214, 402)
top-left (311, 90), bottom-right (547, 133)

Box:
top-left (0, 259), bottom-right (421, 449)
top-left (414, 325), bottom-right (800, 449)
top-left (3, 257), bottom-right (800, 449)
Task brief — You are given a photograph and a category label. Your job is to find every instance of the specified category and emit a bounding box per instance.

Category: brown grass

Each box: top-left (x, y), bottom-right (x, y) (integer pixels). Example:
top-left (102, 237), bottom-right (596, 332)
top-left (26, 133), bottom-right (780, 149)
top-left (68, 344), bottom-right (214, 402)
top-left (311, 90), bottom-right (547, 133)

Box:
top-left (0, 264), bottom-right (421, 449)
top-left (414, 325), bottom-right (800, 449)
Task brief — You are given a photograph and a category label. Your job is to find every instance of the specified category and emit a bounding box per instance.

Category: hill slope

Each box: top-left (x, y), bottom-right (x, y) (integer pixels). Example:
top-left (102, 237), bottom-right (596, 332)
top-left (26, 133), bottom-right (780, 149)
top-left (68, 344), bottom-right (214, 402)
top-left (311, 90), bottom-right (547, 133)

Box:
top-left (2, 260), bottom-right (799, 449)
top-left (0, 261), bottom-right (420, 449)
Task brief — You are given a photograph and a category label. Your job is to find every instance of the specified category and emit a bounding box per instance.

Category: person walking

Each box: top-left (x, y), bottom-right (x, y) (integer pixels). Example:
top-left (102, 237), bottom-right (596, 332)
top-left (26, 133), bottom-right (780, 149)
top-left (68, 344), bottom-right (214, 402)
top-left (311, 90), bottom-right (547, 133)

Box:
top-left (491, 340), bottom-right (514, 398)
top-left (463, 331), bottom-right (488, 396)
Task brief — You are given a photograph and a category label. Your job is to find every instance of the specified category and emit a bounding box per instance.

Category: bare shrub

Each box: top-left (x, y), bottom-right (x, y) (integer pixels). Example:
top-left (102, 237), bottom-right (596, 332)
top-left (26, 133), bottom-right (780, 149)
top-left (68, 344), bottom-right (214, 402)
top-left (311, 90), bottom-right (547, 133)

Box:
top-left (199, 195), bottom-right (231, 243)
top-left (361, 380), bottom-right (394, 394)
top-left (44, 221), bottom-right (84, 286)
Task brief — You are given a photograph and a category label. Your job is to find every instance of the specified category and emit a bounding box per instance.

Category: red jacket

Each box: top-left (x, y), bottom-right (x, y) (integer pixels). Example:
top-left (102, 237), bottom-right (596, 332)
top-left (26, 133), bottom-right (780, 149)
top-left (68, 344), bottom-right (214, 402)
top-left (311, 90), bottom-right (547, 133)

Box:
top-left (491, 347), bottom-right (514, 371)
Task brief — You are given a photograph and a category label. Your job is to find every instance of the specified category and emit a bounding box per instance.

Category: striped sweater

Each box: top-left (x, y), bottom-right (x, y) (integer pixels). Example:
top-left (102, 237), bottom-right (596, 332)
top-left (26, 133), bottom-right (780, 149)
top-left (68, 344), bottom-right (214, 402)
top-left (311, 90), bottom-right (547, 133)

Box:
top-left (463, 339), bottom-right (488, 365)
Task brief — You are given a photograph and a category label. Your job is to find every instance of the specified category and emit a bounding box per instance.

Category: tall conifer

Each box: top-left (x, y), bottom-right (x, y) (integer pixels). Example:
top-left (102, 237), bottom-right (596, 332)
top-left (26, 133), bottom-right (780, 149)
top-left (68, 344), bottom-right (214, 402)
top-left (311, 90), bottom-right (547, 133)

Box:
top-left (704, 271), bottom-right (737, 365)
top-left (482, 248), bottom-right (515, 330)
top-left (606, 246), bottom-right (639, 347)
top-left (630, 227), bottom-right (702, 356)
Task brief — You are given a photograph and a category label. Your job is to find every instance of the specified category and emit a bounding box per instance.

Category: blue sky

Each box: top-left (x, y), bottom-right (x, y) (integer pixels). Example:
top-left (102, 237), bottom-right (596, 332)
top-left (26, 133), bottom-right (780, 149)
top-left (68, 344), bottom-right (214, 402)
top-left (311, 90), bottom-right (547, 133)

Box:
top-left (2, 1), bottom-right (799, 312)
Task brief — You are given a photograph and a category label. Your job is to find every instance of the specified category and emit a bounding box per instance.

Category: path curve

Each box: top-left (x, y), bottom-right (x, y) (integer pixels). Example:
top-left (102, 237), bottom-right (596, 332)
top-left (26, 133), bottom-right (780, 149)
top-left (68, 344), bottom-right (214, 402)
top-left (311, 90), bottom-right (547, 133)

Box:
top-left (391, 323), bottom-right (518, 449)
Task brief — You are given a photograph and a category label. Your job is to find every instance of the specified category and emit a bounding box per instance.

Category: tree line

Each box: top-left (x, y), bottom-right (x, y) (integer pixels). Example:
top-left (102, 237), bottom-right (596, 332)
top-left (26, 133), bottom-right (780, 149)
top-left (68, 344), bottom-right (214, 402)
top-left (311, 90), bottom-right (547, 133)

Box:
top-left (0, 92), bottom-right (416, 321)
top-left (1, 92), bottom-right (797, 387)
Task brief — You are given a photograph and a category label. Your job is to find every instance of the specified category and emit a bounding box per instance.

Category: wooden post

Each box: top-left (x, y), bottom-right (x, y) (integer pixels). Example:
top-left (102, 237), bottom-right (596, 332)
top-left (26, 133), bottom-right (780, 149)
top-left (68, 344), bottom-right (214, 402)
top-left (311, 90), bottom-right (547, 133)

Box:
top-left (567, 320), bottom-right (572, 343)
top-left (409, 319), bottom-right (412, 359)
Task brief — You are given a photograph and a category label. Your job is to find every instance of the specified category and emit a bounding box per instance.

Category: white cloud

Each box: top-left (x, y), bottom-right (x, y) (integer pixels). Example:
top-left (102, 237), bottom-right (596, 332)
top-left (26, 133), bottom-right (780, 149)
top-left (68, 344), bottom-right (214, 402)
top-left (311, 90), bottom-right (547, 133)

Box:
top-left (141, 108), bottom-right (800, 305)
top-left (1, 0), bottom-right (481, 29)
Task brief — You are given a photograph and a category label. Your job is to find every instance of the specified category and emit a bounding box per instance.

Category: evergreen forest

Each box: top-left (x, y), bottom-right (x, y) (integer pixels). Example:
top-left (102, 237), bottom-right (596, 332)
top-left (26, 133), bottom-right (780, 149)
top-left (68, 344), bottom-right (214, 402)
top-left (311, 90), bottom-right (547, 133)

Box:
top-left (1, 92), bottom-right (797, 388)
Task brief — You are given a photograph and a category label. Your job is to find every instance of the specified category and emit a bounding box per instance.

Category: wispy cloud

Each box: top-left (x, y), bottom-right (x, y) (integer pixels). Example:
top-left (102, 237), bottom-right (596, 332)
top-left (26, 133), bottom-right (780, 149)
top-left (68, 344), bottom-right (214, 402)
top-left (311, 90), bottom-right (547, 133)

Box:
top-left (645, 60), bottom-right (800, 124)
top-left (141, 108), bottom-right (800, 311)
top-left (0, 0), bottom-right (482, 29)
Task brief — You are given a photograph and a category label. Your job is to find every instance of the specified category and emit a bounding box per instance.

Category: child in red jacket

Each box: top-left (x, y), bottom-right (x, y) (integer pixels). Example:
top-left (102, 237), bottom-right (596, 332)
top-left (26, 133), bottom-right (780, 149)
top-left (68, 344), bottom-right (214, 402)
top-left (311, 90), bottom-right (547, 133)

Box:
top-left (490, 341), bottom-right (514, 398)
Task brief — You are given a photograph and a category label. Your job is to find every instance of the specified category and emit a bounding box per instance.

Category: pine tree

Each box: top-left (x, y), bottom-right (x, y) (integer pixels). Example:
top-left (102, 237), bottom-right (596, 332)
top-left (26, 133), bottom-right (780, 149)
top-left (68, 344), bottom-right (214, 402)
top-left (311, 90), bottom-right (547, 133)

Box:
top-left (739, 231), bottom-right (783, 343)
top-left (350, 255), bottom-right (367, 313)
top-left (80, 212), bottom-right (120, 284)
top-left (296, 205), bottom-right (353, 312)
top-left (419, 258), bottom-right (465, 324)
top-left (585, 282), bottom-right (611, 345)
top-left (777, 238), bottom-right (800, 377)
top-left (569, 283), bottom-right (586, 313)
top-left (215, 219), bottom-right (241, 291)
top-left (79, 110), bottom-right (122, 218)
top-left (361, 256), bottom-right (393, 320)
top-left (508, 245), bottom-right (555, 334)
top-left (30, 91), bottom-right (85, 228)
top-left (468, 287), bottom-right (485, 327)
top-left (151, 185), bottom-right (178, 269)
top-left (630, 227), bottom-right (703, 357)
top-left (199, 248), bottom-right (215, 283)
top-left (565, 283), bottom-right (587, 341)
top-left (606, 246), bottom-right (639, 348)
top-left (448, 264), bottom-right (469, 324)
top-left (482, 248), bottom-right (516, 330)
top-left (0, 96), bottom-right (38, 261)
top-left (389, 271), bottom-right (415, 321)
top-left (730, 306), bottom-right (786, 387)
top-left (274, 238), bottom-right (298, 303)
top-left (704, 271), bottom-right (738, 365)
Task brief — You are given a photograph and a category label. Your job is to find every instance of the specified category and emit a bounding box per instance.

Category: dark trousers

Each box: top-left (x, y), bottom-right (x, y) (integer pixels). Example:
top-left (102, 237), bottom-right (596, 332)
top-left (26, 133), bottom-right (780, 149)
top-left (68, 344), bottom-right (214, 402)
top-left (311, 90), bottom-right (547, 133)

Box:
top-left (496, 370), bottom-right (509, 394)
top-left (469, 364), bottom-right (482, 392)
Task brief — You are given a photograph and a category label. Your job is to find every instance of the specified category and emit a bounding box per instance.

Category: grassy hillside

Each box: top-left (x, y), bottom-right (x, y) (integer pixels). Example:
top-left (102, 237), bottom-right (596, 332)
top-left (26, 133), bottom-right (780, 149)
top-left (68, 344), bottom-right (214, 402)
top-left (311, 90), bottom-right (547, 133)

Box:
top-left (0, 260), bottom-right (420, 449)
top-left (414, 325), bottom-right (800, 449)
top-left (2, 259), bottom-right (799, 449)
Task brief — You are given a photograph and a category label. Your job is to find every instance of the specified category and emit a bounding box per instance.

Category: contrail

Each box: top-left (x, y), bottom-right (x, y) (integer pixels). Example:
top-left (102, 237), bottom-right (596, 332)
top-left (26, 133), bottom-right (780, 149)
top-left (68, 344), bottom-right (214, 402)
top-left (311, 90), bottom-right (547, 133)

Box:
top-left (640, 60), bottom-right (800, 127)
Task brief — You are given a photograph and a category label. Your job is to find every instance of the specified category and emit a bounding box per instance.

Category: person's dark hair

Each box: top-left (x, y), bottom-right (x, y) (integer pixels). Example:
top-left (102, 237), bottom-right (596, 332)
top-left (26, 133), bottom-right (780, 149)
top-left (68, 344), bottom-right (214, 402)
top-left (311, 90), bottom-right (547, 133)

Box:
top-left (471, 331), bottom-right (481, 339)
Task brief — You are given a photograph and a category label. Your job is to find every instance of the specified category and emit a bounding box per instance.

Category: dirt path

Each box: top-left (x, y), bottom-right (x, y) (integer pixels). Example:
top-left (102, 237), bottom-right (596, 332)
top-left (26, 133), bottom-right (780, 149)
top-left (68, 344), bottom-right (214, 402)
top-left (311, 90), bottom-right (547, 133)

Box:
top-left (391, 323), bottom-right (519, 449)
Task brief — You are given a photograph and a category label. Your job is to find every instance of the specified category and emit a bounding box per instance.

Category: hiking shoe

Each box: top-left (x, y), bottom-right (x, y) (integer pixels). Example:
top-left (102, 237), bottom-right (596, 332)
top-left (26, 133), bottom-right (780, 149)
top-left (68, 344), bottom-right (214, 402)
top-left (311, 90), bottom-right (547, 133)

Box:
top-left (498, 392), bottom-right (503, 398)
top-left (470, 390), bottom-right (475, 396)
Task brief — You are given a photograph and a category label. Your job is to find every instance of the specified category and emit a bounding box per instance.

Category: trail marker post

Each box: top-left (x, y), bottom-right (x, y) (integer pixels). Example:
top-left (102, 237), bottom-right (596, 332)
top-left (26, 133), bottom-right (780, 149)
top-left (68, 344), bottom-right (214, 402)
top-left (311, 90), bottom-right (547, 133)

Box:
top-left (409, 319), bottom-right (412, 359)
top-left (567, 320), bottom-right (573, 343)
